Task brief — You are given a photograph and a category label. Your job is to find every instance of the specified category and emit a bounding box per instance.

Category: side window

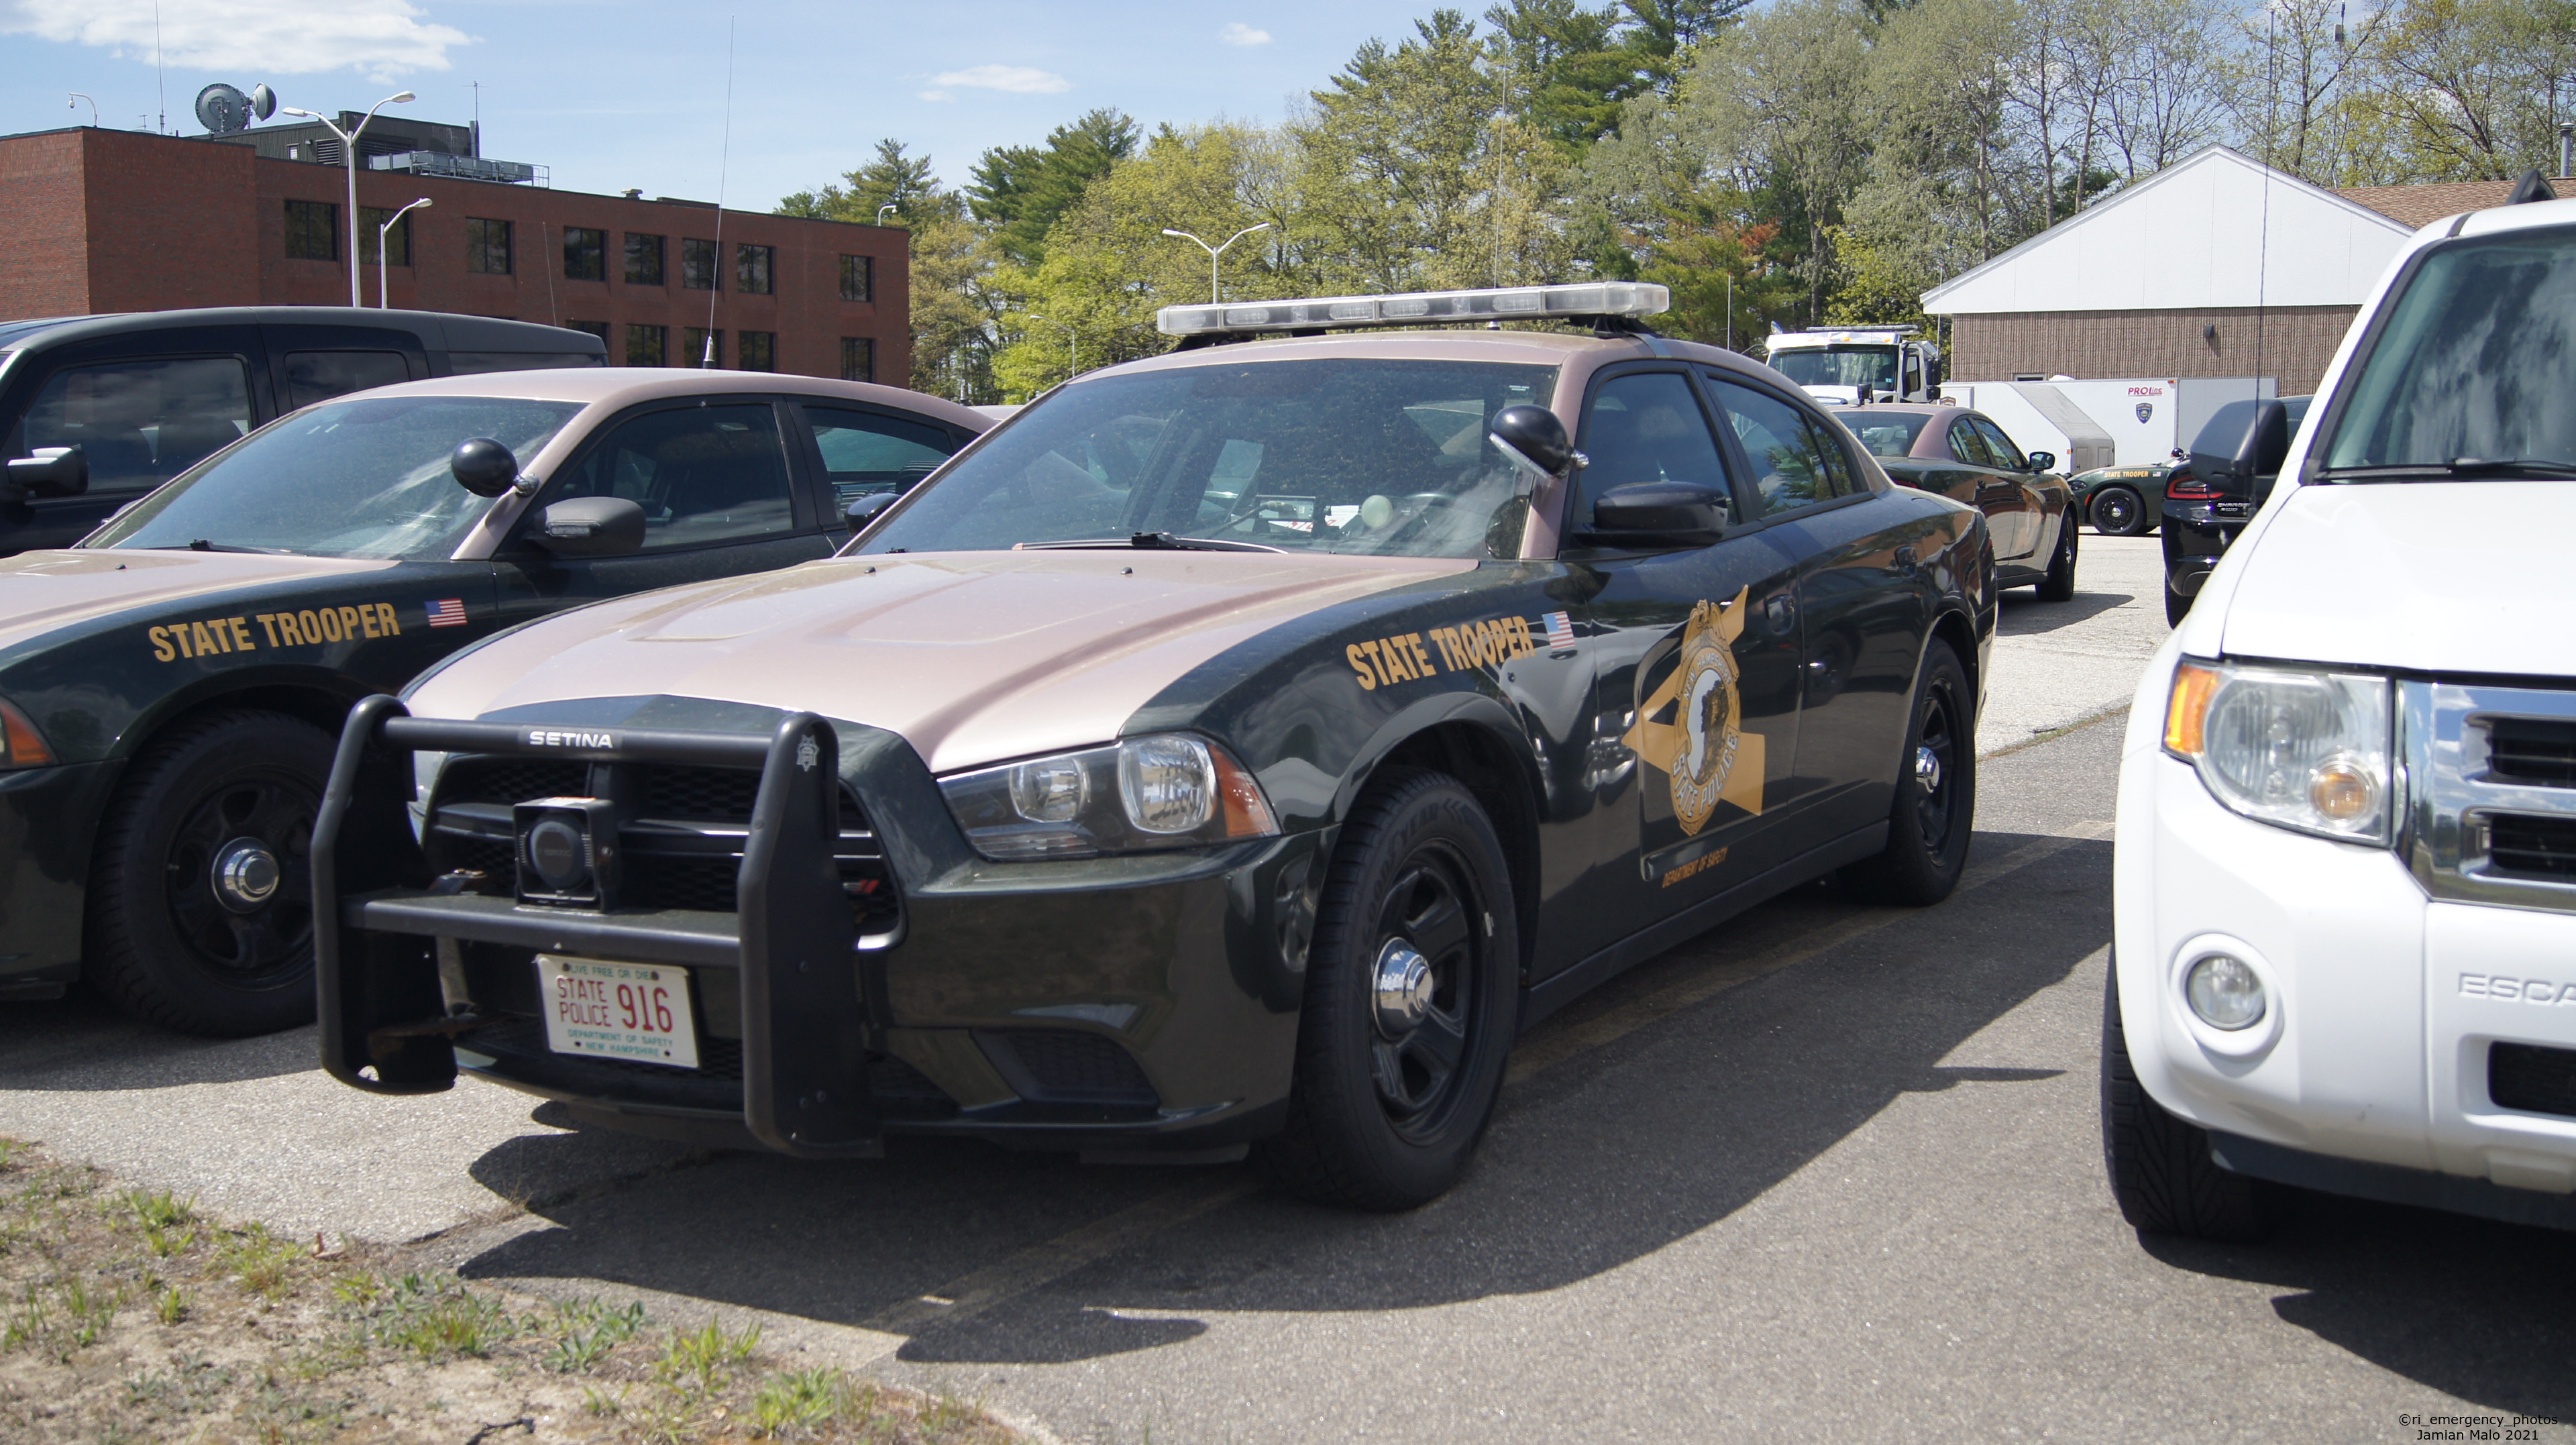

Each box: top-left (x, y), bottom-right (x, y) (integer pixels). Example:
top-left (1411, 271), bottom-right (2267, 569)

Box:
top-left (15, 356), bottom-right (252, 491)
top-left (1707, 377), bottom-right (1849, 517)
top-left (802, 405), bottom-right (959, 506)
top-left (549, 403), bottom-right (798, 549)
top-left (282, 350), bottom-right (413, 409)
top-left (1947, 417), bottom-right (1996, 468)
top-left (1575, 372), bottom-right (1735, 529)
top-left (1972, 416), bottom-right (2028, 471)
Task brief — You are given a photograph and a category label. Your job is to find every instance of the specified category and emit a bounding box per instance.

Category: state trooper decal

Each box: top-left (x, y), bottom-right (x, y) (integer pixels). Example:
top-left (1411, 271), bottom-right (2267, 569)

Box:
top-left (1623, 588), bottom-right (1766, 836)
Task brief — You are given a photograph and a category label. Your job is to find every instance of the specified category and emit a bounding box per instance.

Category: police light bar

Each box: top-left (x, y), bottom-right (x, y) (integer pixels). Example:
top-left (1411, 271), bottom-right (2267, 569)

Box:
top-left (1157, 282), bottom-right (1670, 337)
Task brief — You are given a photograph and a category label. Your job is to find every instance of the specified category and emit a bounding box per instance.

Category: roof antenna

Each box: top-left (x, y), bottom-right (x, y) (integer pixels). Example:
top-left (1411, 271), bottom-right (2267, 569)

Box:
top-left (704, 15), bottom-right (735, 368)
top-left (154, 2), bottom-right (166, 134)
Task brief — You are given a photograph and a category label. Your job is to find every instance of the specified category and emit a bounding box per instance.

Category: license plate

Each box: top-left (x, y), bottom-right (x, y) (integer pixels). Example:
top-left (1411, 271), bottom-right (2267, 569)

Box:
top-left (536, 955), bottom-right (700, 1069)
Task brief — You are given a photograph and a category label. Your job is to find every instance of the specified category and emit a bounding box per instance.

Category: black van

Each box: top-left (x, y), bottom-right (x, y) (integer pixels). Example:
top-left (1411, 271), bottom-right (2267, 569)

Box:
top-left (0, 308), bottom-right (604, 555)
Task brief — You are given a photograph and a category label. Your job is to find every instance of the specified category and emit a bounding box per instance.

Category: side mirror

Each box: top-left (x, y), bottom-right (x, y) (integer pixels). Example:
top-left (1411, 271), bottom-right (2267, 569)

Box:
top-left (529, 496), bottom-right (646, 557)
top-left (1577, 481), bottom-right (1728, 549)
top-left (2026, 450), bottom-right (2057, 473)
top-left (2194, 401), bottom-right (2291, 498)
top-left (844, 491), bottom-right (900, 530)
top-left (450, 437), bottom-right (523, 498)
top-left (3, 446), bottom-right (87, 500)
top-left (1490, 404), bottom-right (1577, 478)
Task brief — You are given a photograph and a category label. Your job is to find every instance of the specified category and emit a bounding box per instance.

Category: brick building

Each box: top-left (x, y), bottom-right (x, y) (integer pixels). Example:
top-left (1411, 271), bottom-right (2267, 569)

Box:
top-left (1921, 146), bottom-right (2571, 394)
top-left (0, 123), bottom-right (908, 384)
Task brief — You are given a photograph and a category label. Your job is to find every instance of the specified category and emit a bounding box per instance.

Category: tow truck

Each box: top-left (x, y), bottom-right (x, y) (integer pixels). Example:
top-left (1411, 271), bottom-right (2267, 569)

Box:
top-left (1762, 325), bottom-right (1944, 407)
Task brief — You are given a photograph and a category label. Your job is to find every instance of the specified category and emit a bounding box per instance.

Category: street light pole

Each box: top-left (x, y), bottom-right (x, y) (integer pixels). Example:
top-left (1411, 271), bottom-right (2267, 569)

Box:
top-left (67, 93), bottom-right (96, 126)
top-left (1027, 313), bottom-right (1076, 378)
top-left (1159, 223), bottom-right (1272, 304)
top-left (877, 203), bottom-right (898, 225)
top-left (284, 91), bottom-right (415, 308)
top-left (377, 197), bottom-right (432, 309)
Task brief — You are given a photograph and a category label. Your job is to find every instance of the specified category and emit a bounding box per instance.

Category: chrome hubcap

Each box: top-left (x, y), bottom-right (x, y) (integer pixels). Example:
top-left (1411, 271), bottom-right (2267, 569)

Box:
top-left (1371, 939), bottom-right (1435, 1036)
top-left (1914, 744), bottom-right (1943, 796)
top-left (210, 837), bottom-right (281, 914)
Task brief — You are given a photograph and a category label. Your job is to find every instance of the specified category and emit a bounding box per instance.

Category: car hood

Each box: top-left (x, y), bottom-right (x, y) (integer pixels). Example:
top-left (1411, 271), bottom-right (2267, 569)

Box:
top-left (2214, 481), bottom-right (2576, 675)
top-left (0, 549), bottom-right (397, 656)
top-left (409, 549), bottom-right (1476, 773)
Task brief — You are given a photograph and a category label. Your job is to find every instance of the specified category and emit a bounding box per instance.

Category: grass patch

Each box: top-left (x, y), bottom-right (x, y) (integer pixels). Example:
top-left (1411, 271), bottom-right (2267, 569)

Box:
top-left (0, 1136), bottom-right (1022, 1443)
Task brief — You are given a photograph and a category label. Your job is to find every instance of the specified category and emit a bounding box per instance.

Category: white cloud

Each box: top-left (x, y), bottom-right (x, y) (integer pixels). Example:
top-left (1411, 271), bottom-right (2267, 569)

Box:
top-left (1220, 21), bottom-right (1270, 46)
top-left (917, 89), bottom-right (953, 103)
top-left (1, 0), bottom-right (471, 82)
top-left (927, 63), bottom-right (1069, 95)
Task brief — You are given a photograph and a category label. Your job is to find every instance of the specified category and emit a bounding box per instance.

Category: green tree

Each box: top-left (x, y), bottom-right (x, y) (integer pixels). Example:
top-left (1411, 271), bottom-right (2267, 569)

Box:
top-left (1297, 9), bottom-right (1505, 292)
top-left (967, 109), bottom-right (1141, 266)
top-left (777, 138), bottom-right (941, 224)
top-left (1484, 0), bottom-right (1638, 152)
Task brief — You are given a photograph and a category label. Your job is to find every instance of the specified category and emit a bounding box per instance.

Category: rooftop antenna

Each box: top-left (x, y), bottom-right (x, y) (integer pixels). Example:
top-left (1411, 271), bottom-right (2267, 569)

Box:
top-left (154, 2), bottom-right (166, 134)
top-left (2255, 7), bottom-right (2275, 403)
top-left (705, 17), bottom-right (735, 368)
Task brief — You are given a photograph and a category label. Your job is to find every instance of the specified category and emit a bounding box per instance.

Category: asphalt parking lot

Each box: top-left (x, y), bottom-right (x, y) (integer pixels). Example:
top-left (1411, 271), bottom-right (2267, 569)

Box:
top-left (6, 534), bottom-right (2572, 1443)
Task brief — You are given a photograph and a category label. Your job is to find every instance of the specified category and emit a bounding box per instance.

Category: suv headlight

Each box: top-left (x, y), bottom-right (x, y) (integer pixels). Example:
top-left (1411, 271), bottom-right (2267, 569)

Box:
top-left (940, 734), bottom-right (1281, 860)
top-left (2163, 658), bottom-right (2392, 844)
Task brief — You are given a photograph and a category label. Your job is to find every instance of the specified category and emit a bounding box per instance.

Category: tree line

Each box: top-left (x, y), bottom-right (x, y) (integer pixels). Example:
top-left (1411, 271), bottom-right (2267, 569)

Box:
top-left (777, 0), bottom-right (2576, 403)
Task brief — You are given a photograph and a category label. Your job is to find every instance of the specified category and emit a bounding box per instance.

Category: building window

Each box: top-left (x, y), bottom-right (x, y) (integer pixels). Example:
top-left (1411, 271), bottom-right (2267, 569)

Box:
top-left (681, 237), bottom-right (719, 290)
top-left (625, 233), bottom-right (665, 285)
top-left (839, 254), bottom-right (873, 303)
top-left (284, 200), bottom-right (337, 262)
top-left (737, 244), bottom-right (775, 296)
top-left (563, 226), bottom-right (606, 282)
top-left (466, 218), bottom-right (513, 275)
top-left (358, 207), bottom-right (411, 267)
top-left (566, 321), bottom-right (612, 347)
top-left (684, 327), bottom-right (721, 368)
top-left (737, 331), bottom-right (775, 372)
top-left (625, 323), bottom-right (666, 367)
top-left (839, 337), bottom-right (873, 382)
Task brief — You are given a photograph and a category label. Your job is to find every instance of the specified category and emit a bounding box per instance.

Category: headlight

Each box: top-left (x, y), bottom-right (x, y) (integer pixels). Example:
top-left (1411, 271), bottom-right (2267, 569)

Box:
top-left (2163, 658), bottom-right (2392, 844)
top-left (0, 696), bottom-right (56, 769)
top-left (940, 733), bottom-right (1281, 860)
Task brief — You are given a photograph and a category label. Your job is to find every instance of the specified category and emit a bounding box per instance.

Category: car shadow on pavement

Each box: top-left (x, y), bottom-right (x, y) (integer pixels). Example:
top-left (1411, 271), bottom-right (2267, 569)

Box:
top-left (1995, 589), bottom-right (2131, 637)
top-left (2141, 1196), bottom-right (2576, 1419)
top-left (456, 831), bottom-right (2117, 1364)
top-left (0, 987), bottom-right (315, 1091)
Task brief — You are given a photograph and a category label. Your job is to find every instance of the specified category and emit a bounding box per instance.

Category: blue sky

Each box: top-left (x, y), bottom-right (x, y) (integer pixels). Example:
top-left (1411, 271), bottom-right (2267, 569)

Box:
top-left (0, 0), bottom-right (1448, 207)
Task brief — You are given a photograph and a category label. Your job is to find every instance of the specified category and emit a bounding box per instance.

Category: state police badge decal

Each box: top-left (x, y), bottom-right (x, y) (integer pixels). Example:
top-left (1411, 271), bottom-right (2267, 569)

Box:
top-left (1623, 588), bottom-right (1767, 836)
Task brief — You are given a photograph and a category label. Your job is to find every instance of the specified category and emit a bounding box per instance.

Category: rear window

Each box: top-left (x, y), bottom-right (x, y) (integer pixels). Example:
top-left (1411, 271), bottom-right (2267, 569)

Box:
top-left (1836, 410), bottom-right (1931, 458)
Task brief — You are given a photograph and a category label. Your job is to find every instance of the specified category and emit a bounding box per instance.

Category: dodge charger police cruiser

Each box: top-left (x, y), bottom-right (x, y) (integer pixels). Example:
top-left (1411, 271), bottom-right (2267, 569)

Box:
top-left (316, 283), bottom-right (1997, 1210)
top-left (0, 370), bottom-right (983, 1034)
top-left (2104, 178), bottom-right (2576, 1238)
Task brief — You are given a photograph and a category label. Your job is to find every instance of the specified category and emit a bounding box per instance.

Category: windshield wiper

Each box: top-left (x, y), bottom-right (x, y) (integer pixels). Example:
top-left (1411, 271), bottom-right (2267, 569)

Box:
top-left (1017, 532), bottom-right (1285, 554)
top-left (139, 539), bottom-right (293, 555)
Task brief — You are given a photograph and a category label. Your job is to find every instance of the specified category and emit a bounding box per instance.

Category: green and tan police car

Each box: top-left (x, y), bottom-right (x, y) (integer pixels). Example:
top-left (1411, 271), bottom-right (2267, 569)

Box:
top-left (316, 284), bottom-right (1996, 1210)
top-left (0, 369), bottom-right (983, 1034)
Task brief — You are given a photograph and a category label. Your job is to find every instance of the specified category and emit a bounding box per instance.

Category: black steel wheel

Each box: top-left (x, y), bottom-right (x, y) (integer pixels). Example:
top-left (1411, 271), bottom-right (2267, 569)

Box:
top-left (2036, 511), bottom-right (2079, 601)
top-left (2090, 486), bottom-right (2150, 537)
top-left (2100, 957), bottom-right (2290, 1241)
top-left (87, 710), bottom-right (331, 1036)
top-left (1258, 768), bottom-right (1517, 1211)
top-left (1835, 641), bottom-right (1974, 906)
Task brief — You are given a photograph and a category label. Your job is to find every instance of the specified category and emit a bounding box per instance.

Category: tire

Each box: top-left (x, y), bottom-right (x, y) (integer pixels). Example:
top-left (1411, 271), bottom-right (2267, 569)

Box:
top-left (2090, 486), bottom-right (2149, 537)
top-left (1256, 769), bottom-right (1518, 1211)
top-left (2100, 957), bottom-right (2289, 1241)
top-left (2165, 584), bottom-right (2193, 627)
top-left (1834, 641), bottom-right (1974, 906)
top-left (2035, 511), bottom-right (2078, 602)
top-left (86, 710), bottom-right (333, 1037)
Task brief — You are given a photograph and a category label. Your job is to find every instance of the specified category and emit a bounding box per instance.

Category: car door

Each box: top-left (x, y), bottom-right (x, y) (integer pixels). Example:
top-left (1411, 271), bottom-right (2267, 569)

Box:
top-left (1711, 373), bottom-right (1946, 853)
top-left (1548, 366), bottom-right (1808, 975)
top-left (260, 322), bottom-right (428, 413)
top-left (0, 329), bottom-right (265, 553)
top-left (792, 400), bottom-right (973, 521)
top-left (1945, 413), bottom-right (2036, 559)
top-left (495, 396), bottom-right (835, 624)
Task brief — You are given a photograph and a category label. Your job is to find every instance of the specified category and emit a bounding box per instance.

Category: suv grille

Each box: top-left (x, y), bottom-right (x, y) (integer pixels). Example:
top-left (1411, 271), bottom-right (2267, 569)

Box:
top-left (2490, 1042), bottom-right (2576, 1119)
top-left (2485, 718), bottom-right (2576, 788)
top-left (438, 758), bottom-right (588, 806)
top-left (2485, 814), bottom-right (2576, 879)
top-left (986, 1030), bottom-right (1158, 1106)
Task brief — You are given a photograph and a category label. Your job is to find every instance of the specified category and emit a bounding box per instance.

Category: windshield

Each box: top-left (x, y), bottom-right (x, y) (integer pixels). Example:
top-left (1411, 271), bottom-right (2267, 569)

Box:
top-left (1835, 409), bottom-right (1932, 458)
top-left (2323, 225), bottom-right (2576, 474)
top-left (857, 358), bottom-right (1558, 558)
top-left (89, 396), bottom-right (584, 559)
top-left (1768, 346), bottom-right (1898, 392)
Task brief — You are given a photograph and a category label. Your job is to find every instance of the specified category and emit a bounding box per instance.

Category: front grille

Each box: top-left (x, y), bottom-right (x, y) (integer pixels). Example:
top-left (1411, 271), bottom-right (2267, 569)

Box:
top-left (2486, 814), bottom-right (2576, 879)
top-left (644, 765), bottom-right (765, 820)
top-left (621, 853), bottom-right (740, 912)
top-left (989, 1030), bottom-right (1157, 1105)
top-left (2490, 1042), bottom-right (2576, 1118)
top-left (440, 757), bottom-right (588, 806)
top-left (2485, 718), bottom-right (2576, 788)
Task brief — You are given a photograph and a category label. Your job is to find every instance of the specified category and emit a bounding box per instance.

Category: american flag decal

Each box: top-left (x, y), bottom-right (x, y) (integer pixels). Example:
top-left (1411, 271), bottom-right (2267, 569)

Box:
top-left (1543, 611), bottom-right (1576, 649)
top-left (425, 598), bottom-right (468, 629)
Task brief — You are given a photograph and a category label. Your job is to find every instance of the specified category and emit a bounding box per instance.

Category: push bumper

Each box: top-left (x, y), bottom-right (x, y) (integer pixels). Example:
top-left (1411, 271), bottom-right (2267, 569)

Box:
top-left (316, 697), bottom-right (1318, 1157)
top-left (0, 758), bottom-right (118, 996)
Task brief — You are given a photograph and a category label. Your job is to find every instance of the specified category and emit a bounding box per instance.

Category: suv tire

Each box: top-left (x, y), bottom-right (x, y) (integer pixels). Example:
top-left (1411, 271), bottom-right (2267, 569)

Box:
top-left (2036, 512), bottom-right (2079, 602)
top-left (1258, 769), bottom-right (1517, 1212)
top-left (2090, 486), bottom-right (2150, 536)
top-left (1835, 641), bottom-right (1974, 905)
top-left (87, 710), bottom-right (331, 1037)
top-left (2100, 957), bottom-right (2290, 1241)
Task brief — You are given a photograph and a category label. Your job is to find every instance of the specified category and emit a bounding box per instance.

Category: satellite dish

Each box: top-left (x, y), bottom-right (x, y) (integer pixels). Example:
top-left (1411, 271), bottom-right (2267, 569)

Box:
top-left (249, 83), bottom-right (276, 121)
top-left (195, 83), bottom-right (252, 136)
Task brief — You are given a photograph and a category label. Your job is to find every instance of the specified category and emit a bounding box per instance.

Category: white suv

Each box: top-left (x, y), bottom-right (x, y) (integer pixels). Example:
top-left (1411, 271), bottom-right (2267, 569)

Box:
top-left (2104, 181), bottom-right (2576, 1239)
